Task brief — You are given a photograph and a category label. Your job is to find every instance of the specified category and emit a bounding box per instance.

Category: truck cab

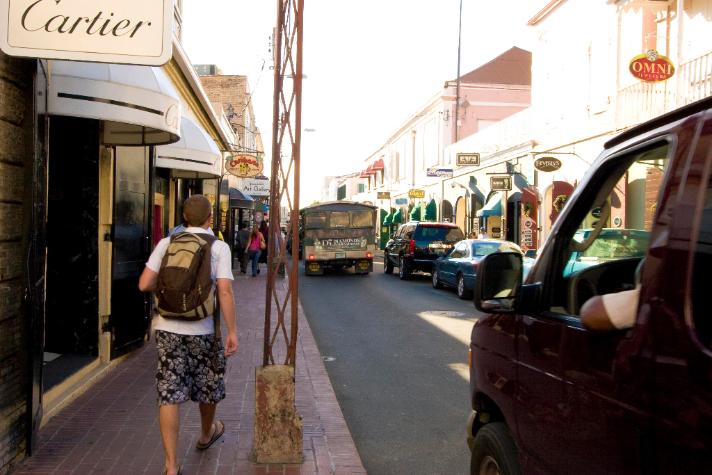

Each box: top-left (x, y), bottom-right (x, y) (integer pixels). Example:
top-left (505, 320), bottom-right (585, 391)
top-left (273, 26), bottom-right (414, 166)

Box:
top-left (467, 97), bottom-right (712, 474)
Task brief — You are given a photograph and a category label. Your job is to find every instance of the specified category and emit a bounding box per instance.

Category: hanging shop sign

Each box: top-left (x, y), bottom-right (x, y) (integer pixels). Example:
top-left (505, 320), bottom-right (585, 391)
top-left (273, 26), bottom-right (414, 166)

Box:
top-left (426, 167), bottom-right (454, 178)
top-left (0, 0), bottom-right (174, 65)
top-left (377, 191), bottom-right (391, 199)
top-left (456, 153), bottom-right (480, 167)
top-left (490, 176), bottom-right (512, 191)
top-left (629, 50), bottom-right (675, 83)
top-left (408, 189), bottom-right (425, 199)
top-left (226, 154), bottom-right (263, 178)
top-left (241, 178), bottom-right (270, 197)
top-left (533, 157), bottom-right (562, 172)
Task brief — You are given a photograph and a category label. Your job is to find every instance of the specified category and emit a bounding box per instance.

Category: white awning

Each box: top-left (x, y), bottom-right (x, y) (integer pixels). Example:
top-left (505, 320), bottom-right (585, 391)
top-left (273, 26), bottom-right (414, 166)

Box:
top-left (48, 61), bottom-right (180, 146)
top-left (156, 116), bottom-right (222, 179)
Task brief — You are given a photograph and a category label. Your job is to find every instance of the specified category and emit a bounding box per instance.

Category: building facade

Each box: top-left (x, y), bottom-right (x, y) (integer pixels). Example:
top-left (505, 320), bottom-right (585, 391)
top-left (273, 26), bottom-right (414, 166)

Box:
top-left (0, 3), bottom-right (241, 473)
top-left (350, 47), bottom-right (532, 242)
top-left (446, 0), bottom-right (712, 251)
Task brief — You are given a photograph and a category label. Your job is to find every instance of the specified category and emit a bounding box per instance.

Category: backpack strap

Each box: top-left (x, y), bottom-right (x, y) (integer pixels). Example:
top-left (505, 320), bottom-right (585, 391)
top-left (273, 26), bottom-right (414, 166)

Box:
top-left (194, 233), bottom-right (221, 339)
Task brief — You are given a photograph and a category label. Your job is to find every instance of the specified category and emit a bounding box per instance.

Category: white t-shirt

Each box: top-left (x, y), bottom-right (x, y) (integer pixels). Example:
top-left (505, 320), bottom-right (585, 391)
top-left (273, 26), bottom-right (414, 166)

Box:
top-left (601, 285), bottom-right (641, 330)
top-left (146, 227), bottom-right (234, 335)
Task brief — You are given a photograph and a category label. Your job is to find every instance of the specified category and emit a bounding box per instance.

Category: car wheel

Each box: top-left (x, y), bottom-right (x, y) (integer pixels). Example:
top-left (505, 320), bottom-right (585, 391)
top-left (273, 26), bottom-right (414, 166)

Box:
top-left (432, 269), bottom-right (442, 288)
top-left (399, 256), bottom-right (410, 280)
top-left (457, 273), bottom-right (472, 299)
top-left (384, 255), bottom-right (394, 274)
top-left (470, 422), bottom-right (520, 475)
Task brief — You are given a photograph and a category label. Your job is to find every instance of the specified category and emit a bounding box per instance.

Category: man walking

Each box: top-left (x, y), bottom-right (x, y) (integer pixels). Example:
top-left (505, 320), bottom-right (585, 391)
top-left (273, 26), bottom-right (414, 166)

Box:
top-left (139, 195), bottom-right (238, 475)
top-left (235, 221), bottom-right (251, 274)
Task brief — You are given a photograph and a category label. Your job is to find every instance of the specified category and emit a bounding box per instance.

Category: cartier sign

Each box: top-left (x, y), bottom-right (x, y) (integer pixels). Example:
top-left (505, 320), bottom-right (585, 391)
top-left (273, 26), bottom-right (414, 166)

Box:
top-left (0, 0), bottom-right (174, 65)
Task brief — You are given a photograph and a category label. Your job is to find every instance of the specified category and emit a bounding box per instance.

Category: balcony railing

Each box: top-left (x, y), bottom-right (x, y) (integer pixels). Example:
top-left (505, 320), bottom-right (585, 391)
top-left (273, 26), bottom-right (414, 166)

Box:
top-left (616, 50), bottom-right (712, 128)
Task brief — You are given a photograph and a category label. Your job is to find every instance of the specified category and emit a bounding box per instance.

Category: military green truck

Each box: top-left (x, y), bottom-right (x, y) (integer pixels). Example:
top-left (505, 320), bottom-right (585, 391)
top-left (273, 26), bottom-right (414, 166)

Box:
top-left (301, 201), bottom-right (377, 276)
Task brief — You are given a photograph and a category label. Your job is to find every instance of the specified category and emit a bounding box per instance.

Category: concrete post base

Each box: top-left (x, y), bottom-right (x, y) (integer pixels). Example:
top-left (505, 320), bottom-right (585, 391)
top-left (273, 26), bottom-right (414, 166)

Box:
top-left (252, 364), bottom-right (303, 464)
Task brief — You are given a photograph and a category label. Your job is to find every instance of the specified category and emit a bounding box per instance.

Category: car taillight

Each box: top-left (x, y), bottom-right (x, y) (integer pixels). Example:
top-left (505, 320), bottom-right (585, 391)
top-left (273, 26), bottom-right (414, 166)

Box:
top-left (408, 239), bottom-right (415, 255)
top-left (366, 252), bottom-right (373, 259)
top-left (308, 254), bottom-right (316, 261)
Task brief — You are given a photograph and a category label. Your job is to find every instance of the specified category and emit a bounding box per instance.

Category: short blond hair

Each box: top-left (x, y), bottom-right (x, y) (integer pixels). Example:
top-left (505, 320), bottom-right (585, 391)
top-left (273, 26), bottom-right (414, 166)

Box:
top-left (183, 195), bottom-right (212, 226)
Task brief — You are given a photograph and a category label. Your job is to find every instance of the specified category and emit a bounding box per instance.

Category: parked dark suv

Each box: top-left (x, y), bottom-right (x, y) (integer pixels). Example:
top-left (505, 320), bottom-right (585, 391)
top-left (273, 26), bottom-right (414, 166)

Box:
top-left (384, 221), bottom-right (464, 280)
top-left (466, 97), bottom-right (712, 474)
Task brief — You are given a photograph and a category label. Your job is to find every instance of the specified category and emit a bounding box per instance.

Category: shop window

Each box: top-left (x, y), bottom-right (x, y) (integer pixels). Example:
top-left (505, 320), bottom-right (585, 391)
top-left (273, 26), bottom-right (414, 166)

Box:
top-left (358, 183), bottom-right (365, 193)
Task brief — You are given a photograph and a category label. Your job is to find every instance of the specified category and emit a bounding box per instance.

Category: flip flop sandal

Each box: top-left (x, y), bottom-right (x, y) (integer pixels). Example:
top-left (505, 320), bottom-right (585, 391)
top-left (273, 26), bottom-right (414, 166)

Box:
top-left (196, 420), bottom-right (225, 450)
top-left (162, 467), bottom-right (182, 475)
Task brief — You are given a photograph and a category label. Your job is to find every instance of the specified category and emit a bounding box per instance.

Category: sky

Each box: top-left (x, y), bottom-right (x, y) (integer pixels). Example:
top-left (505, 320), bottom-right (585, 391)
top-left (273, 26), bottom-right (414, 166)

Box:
top-left (182, 0), bottom-right (539, 205)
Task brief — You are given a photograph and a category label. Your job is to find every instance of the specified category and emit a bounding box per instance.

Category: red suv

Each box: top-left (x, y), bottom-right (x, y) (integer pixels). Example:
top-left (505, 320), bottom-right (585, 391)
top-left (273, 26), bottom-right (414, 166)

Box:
top-left (467, 97), bottom-right (712, 474)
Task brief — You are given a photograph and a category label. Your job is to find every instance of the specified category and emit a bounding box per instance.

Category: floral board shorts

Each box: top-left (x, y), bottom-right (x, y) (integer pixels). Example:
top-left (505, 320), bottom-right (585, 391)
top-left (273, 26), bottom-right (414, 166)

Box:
top-left (155, 330), bottom-right (226, 406)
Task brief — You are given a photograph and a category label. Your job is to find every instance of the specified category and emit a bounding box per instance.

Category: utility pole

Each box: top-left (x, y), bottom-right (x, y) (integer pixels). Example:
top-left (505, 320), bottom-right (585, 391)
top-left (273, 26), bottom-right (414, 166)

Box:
top-left (253, 0), bottom-right (304, 464)
top-left (453, 0), bottom-right (463, 143)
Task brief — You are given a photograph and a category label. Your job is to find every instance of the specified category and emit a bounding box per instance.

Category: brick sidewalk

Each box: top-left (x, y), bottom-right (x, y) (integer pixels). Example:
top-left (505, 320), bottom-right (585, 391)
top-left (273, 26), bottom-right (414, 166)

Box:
top-left (14, 264), bottom-right (365, 475)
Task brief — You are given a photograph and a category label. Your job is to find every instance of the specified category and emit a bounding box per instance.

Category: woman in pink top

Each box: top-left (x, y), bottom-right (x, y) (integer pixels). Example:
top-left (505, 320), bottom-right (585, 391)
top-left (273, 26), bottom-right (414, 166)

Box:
top-left (245, 224), bottom-right (266, 277)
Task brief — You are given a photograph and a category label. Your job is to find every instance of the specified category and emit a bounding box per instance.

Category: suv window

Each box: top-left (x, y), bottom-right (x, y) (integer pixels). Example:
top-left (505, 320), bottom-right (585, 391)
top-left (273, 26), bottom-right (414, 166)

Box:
top-left (557, 143), bottom-right (670, 314)
top-left (692, 126), bottom-right (712, 348)
top-left (415, 226), bottom-right (464, 243)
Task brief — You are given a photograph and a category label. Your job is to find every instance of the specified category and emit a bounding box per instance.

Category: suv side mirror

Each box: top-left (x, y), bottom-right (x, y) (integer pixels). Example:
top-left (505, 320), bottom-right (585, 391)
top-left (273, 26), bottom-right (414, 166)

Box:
top-left (474, 252), bottom-right (523, 314)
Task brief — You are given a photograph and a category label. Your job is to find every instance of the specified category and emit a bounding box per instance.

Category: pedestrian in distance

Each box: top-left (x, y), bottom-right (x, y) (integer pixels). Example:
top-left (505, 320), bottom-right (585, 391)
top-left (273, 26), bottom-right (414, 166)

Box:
top-left (259, 219), bottom-right (269, 264)
top-left (246, 223), bottom-right (266, 277)
top-left (235, 221), bottom-right (251, 274)
top-left (138, 195), bottom-right (238, 475)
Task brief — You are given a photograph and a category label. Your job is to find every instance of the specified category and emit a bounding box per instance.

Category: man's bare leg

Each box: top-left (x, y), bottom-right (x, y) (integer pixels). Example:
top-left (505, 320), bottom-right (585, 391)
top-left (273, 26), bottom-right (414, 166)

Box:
top-left (159, 404), bottom-right (180, 475)
top-left (198, 403), bottom-right (218, 445)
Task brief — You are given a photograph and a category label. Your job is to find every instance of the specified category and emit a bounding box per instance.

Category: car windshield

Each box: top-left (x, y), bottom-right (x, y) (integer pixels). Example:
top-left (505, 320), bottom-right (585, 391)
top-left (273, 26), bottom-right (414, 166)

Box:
top-left (415, 226), bottom-right (464, 243)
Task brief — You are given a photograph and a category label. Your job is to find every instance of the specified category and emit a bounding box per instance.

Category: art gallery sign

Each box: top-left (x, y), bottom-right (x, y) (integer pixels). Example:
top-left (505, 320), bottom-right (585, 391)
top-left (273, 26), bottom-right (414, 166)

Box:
top-left (241, 178), bottom-right (270, 197)
top-left (0, 0), bottom-right (174, 65)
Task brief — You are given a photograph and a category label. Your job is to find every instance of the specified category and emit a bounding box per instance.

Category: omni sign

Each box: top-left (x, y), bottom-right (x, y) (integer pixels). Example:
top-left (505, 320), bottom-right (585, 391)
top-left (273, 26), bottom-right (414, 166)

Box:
top-left (0, 0), bottom-right (174, 65)
top-left (629, 50), bottom-right (675, 83)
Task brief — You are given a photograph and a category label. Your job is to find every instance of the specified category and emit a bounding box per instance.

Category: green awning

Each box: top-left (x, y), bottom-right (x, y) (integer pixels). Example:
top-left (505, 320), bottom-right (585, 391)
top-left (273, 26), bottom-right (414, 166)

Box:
top-left (382, 212), bottom-right (392, 226)
top-left (424, 199), bottom-right (437, 221)
top-left (392, 208), bottom-right (403, 224)
top-left (409, 204), bottom-right (421, 221)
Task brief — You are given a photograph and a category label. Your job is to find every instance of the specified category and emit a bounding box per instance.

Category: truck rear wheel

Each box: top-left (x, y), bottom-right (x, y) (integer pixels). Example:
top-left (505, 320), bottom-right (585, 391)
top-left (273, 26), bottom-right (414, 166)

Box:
top-left (470, 422), bottom-right (520, 475)
top-left (384, 255), bottom-right (394, 274)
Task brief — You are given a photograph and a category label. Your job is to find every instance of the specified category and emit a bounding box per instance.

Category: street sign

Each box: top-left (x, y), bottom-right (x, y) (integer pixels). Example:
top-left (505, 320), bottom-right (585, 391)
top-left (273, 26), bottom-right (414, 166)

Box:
top-left (0, 0), bottom-right (174, 65)
top-left (226, 154), bottom-right (264, 178)
top-left (426, 167), bottom-right (454, 178)
top-left (456, 153), bottom-right (480, 167)
top-left (395, 198), bottom-right (408, 205)
top-left (490, 176), bottom-right (512, 191)
top-left (377, 191), bottom-right (391, 199)
top-left (408, 189), bottom-right (425, 199)
top-left (534, 157), bottom-right (562, 172)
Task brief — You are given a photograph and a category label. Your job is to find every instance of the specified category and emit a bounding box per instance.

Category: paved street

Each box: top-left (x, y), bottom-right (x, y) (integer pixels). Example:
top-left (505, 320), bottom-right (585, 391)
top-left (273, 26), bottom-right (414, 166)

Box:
top-left (299, 257), bottom-right (481, 475)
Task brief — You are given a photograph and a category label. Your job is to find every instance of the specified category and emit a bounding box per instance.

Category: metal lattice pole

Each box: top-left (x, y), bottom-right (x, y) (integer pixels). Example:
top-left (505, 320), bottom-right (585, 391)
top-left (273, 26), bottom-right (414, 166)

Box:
top-left (264, 0), bottom-right (303, 367)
